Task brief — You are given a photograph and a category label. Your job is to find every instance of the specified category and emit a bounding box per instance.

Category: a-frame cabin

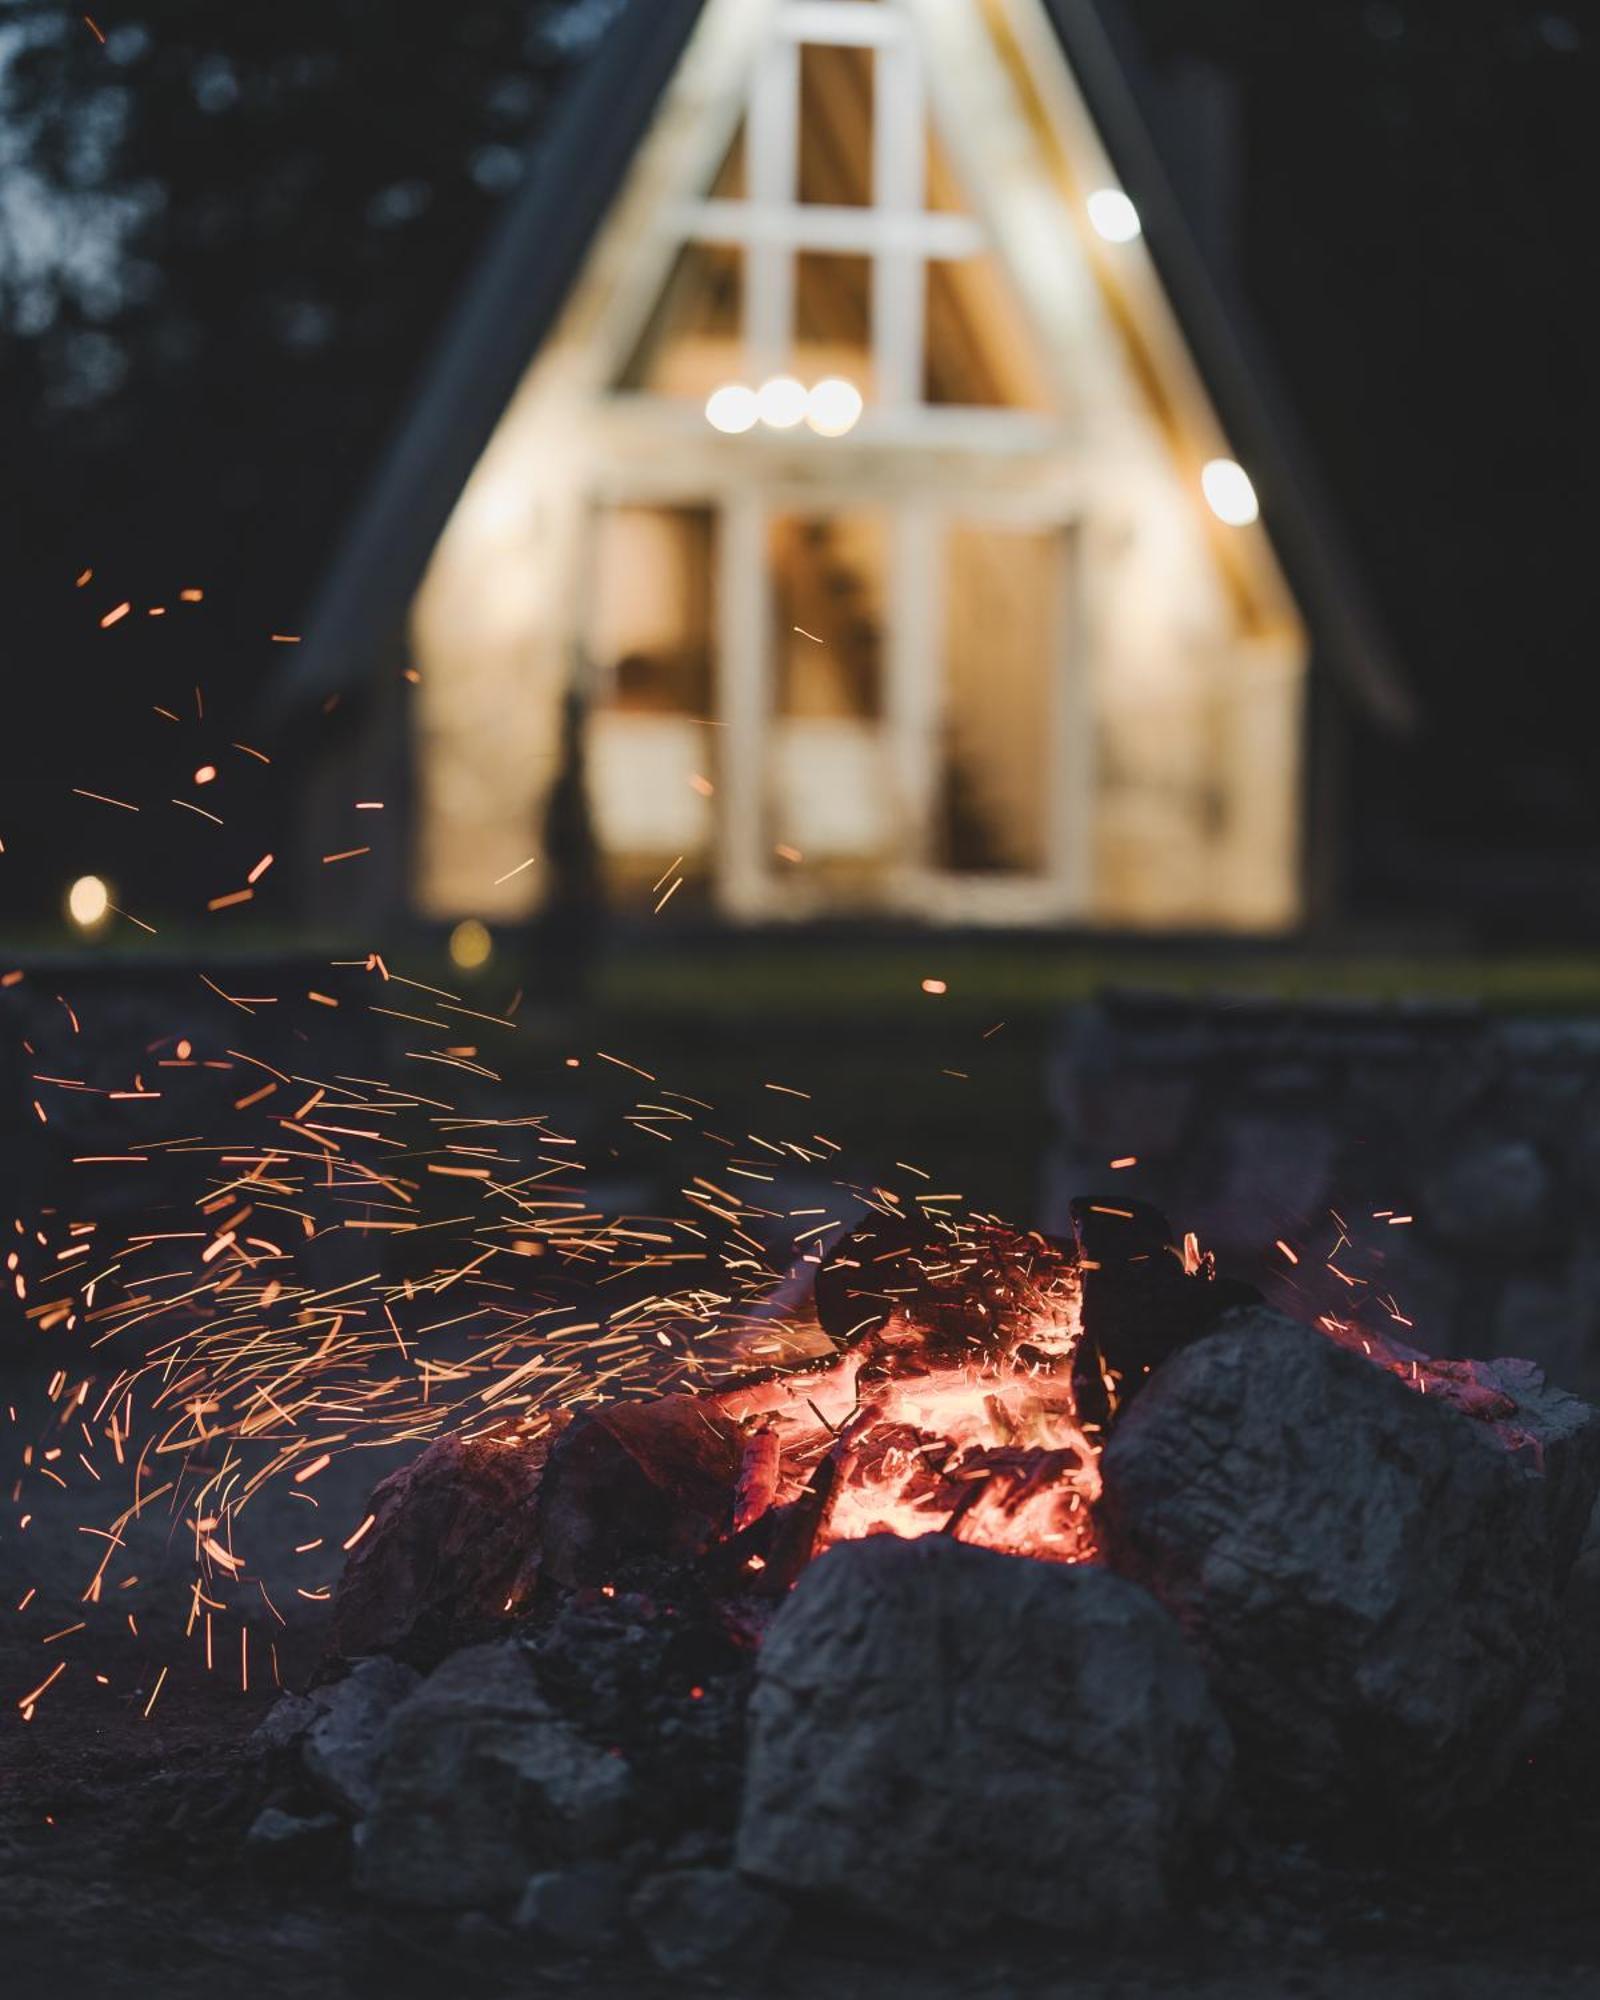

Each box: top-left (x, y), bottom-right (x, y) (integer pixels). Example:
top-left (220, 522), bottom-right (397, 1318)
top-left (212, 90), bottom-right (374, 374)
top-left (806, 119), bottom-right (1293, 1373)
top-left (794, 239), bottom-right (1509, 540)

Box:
top-left (277, 0), bottom-right (1411, 938)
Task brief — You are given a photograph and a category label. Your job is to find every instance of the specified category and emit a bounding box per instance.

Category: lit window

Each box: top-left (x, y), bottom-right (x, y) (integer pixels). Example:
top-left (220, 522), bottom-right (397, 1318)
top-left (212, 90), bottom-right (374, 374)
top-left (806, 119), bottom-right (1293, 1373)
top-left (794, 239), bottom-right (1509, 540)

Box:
top-left (619, 29), bottom-right (1050, 417)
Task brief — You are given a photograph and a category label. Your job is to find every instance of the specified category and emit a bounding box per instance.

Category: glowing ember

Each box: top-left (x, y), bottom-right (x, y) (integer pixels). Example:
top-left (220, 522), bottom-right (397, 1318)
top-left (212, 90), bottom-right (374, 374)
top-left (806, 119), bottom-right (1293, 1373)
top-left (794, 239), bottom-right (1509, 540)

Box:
top-left (717, 1221), bottom-right (1099, 1570)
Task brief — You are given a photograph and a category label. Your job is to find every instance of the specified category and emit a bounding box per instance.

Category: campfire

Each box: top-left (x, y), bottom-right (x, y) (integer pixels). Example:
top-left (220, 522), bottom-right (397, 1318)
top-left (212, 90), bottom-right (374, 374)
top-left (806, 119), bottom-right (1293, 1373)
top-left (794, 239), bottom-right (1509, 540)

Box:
top-left (332, 1192), bottom-right (1273, 1651)
top-left (10, 967), bottom-right (1600, 1967)
top-left (716, 1216), bottom-right (1098, 1573)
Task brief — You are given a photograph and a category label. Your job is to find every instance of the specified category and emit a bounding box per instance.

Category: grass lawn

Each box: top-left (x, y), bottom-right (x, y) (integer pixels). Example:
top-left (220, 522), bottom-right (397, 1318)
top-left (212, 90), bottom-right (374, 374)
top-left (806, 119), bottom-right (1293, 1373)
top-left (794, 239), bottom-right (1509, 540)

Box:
top-left (15, 927), bottom-right (1600, 1227)
top-left (567, 933), bottom-right (1600, 1223)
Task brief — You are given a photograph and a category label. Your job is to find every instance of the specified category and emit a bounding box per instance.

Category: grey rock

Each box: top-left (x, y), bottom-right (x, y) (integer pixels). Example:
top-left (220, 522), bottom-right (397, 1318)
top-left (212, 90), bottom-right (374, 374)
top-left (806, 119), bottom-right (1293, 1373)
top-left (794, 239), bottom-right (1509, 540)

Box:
top-left (249, 1692), bottom-right (318, 1754)
top-left (245, 1806), bottom-right (344, 1858)
top-left (629, 1867), bottom-right (789, 1975)
top-left (453, 1911), bottom-right (509, 1951)
top-left (1492, 1275), bottom-right (1588, 1387)
top-left (355, 1640), bottom-right (633, 1909)
top-left (1206, 1112), bottom-right (1335, 1252)
top-left (301, 1655), bottom-right (420, 1816)
top-left (1467, 1353), bottom-right (1600, 1577)
top-left (1320, 1322), bottom-right (1600, 1583)
top-left (1422, 1138), bottom-right (1552, 1252)
top-left (1560, 1492), bottom-right (1600, 1733)
top-left (737, 1535), bottom-right (1230, 1939)
top-left (513, 1862), bottom-right (629, 1953)
top-left (1099, 1309), bottom-right (1562, 1821)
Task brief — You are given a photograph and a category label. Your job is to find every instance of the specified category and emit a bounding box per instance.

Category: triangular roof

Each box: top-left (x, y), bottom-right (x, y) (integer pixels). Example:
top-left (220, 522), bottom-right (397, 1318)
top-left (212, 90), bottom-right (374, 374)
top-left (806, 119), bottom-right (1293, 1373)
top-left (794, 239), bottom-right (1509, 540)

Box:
top-left (268, 0), bottom-right (1413, 732)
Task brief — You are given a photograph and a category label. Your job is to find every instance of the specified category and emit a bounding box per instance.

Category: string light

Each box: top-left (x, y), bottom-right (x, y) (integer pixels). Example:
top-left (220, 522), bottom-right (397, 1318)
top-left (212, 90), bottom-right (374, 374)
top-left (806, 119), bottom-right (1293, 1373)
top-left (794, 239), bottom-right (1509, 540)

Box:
top-left (1201, 458), bottom-right (1260, 526)
top-left (754, 375), bottom-right (808, 429)
top-left (1087, 187), bottom-right (1141, 243)
top-left (707, 376), bottom-right (863, 437)
top-left (447, 918), bottom-right (493, 971)
top-left (805, 377), bottom-right (863, 437)
top-left (66, 875), bottom-right (111, 931)
top-left (704, 384), bottom-right (758, 434)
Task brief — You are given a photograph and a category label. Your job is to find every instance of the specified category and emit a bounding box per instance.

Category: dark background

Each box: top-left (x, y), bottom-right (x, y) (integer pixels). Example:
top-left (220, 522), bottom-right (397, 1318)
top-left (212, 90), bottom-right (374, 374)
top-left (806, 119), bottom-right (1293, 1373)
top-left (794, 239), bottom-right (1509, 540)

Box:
top-left (0, 0), bottom-right (1587, 941)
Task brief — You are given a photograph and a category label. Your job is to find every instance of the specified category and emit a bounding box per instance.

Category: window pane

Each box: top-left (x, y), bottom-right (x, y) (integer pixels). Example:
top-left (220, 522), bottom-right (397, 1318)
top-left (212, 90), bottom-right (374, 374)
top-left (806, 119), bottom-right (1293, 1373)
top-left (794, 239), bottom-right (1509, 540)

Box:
top-left (710, 117), bottom-right (745, 199)
top-left (769, 512), bottom-right (885, 721)
top-left (794, 250), bottom-right (873, 397)
top-left (618, 241), bottom-right (742, 399)
top-left (585, 506), bottom-right (717, 873)
top-left (798, 42), bottom-right (874, 206)
top-left (767, 511), bottom-right (893, 871)
top-left (939, 525), bottom-right (1057, 873)
top-left (588, 506), bottom-right (714, 719)
top-left (924, 121), bottom-right (967, 215)
top-left (924, 253), bottom-right (1050, 409)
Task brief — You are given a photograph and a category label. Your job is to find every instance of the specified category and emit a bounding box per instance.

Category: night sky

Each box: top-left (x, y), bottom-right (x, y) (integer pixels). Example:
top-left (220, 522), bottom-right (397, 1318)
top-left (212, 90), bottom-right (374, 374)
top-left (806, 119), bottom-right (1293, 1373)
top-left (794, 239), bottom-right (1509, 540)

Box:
top-left (0, 0), bottom-right (1587, 939)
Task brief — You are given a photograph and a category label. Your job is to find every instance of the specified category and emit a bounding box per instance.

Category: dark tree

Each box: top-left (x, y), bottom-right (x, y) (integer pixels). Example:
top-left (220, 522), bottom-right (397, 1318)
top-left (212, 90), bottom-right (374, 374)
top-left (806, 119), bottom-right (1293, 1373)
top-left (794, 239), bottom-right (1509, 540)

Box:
top-left (0, 0), bottom-right (610, 927)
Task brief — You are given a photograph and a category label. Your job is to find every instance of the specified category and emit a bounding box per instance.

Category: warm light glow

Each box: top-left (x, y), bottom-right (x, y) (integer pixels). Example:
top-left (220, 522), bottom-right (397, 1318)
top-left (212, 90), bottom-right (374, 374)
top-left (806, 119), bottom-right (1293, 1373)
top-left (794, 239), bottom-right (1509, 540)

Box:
top-left (66, 874), bottom-right (110, 931)
top-left (805, 376), bottom-right (863, 438)
top-left (193, 764), bottom-right (217, 786)
top-left (1087, 187), bottom-right (1141, 243)
top-left (704, 383), bottom-right (758, 434)
top-left (755, 375), bottom-right (808, 429)
top-left (1201, 458), bottom-right (1260, 526)
top-left (448, 918), bottom-right (493, 970)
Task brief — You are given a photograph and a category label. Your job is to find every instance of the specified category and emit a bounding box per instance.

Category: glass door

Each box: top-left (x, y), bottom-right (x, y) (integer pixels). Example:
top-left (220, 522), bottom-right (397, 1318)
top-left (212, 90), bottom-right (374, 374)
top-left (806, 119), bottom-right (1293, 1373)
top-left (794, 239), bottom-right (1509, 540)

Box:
top-left (763, 508), bottom-right (896, 899)
top-left (581, 502), bottom-right (719, 897)
top-left (923, 519), bottom-right (1084, 919)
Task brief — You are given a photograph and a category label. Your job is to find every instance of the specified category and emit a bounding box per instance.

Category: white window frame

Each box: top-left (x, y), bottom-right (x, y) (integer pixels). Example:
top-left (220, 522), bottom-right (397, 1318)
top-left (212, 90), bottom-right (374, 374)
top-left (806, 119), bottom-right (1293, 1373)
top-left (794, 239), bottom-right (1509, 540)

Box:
top-left (661, 0), bottom-right (1027, 424)
top-left (579, 475), bottom-right (1092, 923)
top-left (578, 0), bottom-right (1097, 921)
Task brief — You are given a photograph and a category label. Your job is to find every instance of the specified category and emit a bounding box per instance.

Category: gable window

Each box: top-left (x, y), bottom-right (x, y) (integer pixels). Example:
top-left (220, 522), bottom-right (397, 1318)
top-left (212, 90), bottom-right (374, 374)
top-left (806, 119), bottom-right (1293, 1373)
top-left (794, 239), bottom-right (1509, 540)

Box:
top-left (621, 0), bottom-right (1049, 417)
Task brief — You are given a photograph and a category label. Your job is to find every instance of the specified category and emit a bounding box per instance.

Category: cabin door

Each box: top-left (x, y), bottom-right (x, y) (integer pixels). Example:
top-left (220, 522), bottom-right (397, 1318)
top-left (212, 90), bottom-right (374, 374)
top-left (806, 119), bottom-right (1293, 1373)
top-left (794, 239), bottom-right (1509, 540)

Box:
top-left (718, 502), bottom-right (1084, 922)
top-left (916, 518), bottom-right (1085, 922)
top-left (579, 495), bottom-right (1083, 921)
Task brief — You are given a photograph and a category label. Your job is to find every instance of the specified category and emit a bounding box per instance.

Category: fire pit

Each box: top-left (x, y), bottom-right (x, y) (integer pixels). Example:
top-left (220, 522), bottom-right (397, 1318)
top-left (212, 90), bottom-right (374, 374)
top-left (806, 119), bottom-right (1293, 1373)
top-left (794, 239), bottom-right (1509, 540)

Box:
top-left (335, 1197), bottom-right (1238, 1645)
top-left (261, 1185), bottom-right (1599, 1964)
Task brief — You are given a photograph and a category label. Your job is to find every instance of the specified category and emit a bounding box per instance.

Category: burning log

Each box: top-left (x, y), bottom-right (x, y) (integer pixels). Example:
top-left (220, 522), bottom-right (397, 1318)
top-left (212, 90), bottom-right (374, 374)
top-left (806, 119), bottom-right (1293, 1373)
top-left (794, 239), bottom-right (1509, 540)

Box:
top-left (815, 1212), bottom-right (1078, 1368)
top-left (732, 1426), bottom-right (781, 1534)
top-left (536, 1392), bottom-right (745, 1588)
top-left (1069, 1194), bottom-right (1259, 1432)
top-left (333, 1429), bottom-right (555, 1660)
